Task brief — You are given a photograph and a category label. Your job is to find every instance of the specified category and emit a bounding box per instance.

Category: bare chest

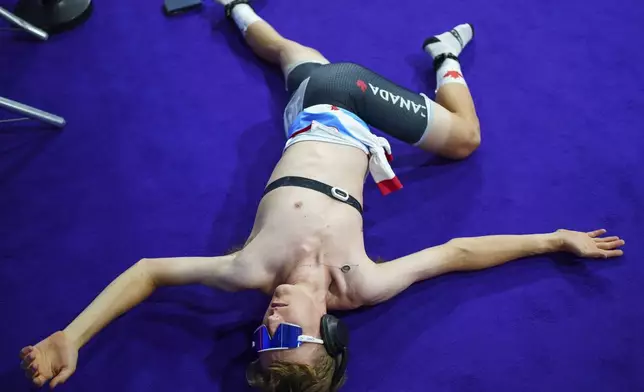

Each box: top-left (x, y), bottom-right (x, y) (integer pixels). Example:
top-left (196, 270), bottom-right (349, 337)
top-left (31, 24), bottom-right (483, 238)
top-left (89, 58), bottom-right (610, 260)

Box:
top-left (236, 141), bottom-right (374, 305)
top-left (237, 192), bottom-right (373, 305)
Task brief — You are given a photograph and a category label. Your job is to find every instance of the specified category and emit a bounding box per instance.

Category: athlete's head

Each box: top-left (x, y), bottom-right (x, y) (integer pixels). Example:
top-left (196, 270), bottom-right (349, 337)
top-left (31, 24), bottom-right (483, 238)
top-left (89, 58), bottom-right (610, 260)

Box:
top-left (246, 284), bottom-right (347, 391)
top-left (246, 349), bottom-right (337, 392)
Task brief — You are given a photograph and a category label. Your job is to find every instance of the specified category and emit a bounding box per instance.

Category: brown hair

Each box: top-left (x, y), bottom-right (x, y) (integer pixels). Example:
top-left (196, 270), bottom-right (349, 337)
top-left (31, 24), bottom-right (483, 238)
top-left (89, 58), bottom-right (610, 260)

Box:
top-left (247, 349), bottom-right (345, 392)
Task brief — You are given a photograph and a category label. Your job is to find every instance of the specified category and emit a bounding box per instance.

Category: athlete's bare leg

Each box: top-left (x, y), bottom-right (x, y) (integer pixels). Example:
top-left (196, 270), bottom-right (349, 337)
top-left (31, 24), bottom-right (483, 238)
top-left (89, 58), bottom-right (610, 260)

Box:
top-left (243, 21), bottom-right (329, 78)
top-left (218, 0), bottom-right (329, 80)
top-left (222, 1), bottom-right (479, 160)
top-left (418, 25), bottom-right (481, 160)
top-left (423, 84), bottom-right (481, 159)
top-left (241, 16), bottom-right (480, 161)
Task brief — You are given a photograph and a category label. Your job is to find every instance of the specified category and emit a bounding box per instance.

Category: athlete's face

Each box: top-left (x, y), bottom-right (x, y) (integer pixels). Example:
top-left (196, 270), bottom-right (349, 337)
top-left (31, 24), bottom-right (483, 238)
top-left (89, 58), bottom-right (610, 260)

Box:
top-left (258, 284), bottom-right (326, 366)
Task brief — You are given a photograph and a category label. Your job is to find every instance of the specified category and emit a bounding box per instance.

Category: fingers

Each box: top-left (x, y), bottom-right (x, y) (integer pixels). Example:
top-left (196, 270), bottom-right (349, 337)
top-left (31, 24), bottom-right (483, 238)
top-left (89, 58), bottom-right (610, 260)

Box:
top-left (28, 363), bottom-right (39, 375)
top-left (597, 240), bottom-right (626, 250)
top-left (23, 366), bottom-right (41, 380)
top-left (19, 346), bottom-right (33, 360)
top-left (50, 366), bottom-right (75, 389)
top-left (24, 369), bottom-right (39, 379)
top-left (20, 346), bottom-right (46, 384)
top-left (602, 250), bottom-right (624, 258)
top-left (34, 374), bottom-right (48, 388)
top-left (50, 367), bottom-right (74, 389)
top-left (595, 236), bottom-right (620, 243)
top-left (588, 229), bottom-right (607, 238)
top-left (21, 347), bottom-right (50, 386)
top-left (23, 362), bottom-right (41, 380)
top-left (20, 350), bottom-right (37, 370)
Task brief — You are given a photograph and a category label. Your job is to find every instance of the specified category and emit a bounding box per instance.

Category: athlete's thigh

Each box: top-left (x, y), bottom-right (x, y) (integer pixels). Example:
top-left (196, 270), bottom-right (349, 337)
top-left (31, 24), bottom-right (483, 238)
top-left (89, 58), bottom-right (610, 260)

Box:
top-left (302, 63), bottom-right (431, 145)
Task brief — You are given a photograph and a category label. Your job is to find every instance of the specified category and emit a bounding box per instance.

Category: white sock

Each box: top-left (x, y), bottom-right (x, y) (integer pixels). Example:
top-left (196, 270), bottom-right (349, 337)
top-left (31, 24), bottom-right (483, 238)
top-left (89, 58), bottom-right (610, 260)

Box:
top-left (424, 23), bottom-right (474, 58)
top-left (220, 2), bottom-right (262, 35)
top-left (435, 59), bottom-right (467, 89)
top-left (423, 24), bottom-right (473, 89)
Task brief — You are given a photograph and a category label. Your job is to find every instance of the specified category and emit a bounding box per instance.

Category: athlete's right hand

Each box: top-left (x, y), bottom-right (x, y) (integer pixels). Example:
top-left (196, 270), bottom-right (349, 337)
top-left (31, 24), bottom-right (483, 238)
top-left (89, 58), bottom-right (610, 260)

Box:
top-left (20, 331), bottom-right (78, 389)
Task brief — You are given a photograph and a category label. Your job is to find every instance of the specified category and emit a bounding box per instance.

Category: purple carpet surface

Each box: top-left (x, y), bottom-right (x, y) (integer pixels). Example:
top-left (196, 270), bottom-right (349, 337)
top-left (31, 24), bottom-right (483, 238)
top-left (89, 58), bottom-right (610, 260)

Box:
top-left (2, 0), bottom-right (643, 391)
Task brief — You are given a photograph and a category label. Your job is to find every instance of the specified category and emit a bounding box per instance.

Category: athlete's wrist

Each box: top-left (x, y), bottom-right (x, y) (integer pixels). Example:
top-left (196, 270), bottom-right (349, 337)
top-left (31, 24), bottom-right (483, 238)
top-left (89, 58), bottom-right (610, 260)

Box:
top-left (549, 231), bottom-right (567, 253)
top-left (62, 325), bottom-right (84, 350)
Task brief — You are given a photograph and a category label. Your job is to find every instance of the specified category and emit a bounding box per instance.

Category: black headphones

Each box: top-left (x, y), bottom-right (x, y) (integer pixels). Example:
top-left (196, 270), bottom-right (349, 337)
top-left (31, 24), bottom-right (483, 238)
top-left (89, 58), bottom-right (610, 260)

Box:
top-left (320, 314), bottom-right (349, 391)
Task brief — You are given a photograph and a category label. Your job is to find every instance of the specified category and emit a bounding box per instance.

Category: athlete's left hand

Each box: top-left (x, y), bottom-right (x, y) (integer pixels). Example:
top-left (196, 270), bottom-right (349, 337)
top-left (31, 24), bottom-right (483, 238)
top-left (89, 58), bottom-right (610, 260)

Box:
top-left (556, 229), bottom-right (625, 259)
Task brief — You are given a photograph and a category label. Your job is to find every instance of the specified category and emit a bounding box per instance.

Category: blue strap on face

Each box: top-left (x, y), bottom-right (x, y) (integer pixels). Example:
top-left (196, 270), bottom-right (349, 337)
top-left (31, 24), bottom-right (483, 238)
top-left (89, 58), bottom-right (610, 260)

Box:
top-left (252, 323), bottom-right (324, 352)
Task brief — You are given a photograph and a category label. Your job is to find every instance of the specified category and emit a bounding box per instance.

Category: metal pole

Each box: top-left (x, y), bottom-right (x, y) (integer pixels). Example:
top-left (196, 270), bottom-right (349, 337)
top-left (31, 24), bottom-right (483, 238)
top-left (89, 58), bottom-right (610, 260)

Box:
top-left (0, 6), bottom-right (48, 40)
top-left (0, 97), bottom-right (66, 128)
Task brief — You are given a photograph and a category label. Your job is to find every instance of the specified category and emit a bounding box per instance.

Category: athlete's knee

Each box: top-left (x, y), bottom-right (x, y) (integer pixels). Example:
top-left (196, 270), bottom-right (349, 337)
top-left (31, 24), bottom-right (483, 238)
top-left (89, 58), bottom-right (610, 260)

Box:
top-left (444, 117), bottom-right (480, 159)
top-left (274, 39), bottom-right (296, 58)
top-left (278, 40), bottom-right (327, 65)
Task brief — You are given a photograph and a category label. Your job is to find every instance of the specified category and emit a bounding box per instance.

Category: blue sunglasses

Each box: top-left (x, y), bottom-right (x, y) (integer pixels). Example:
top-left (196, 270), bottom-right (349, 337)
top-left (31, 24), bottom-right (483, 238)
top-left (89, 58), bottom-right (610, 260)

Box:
top-left (252, 322), bottom-right (324, 352)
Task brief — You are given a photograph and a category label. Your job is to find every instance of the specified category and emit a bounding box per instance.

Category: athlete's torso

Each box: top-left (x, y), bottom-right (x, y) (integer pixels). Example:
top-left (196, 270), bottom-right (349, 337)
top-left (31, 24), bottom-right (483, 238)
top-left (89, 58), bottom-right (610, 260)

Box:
top-left (234, 140), bottom-right (375, 310)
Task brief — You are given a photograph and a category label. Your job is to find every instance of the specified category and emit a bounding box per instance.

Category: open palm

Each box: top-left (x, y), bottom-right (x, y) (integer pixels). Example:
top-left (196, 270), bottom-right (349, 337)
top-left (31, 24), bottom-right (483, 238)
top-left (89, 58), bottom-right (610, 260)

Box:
top-left (557, 229), bottom-right (625, 259)
top-left (20, 331), bottom-right (78, 389)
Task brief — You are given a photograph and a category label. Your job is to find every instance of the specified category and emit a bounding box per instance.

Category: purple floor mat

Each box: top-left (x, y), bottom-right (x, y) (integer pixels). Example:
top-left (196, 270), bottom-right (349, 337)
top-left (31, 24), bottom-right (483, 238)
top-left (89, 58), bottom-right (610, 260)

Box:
top-left (1, 1), bottom-right (643, 391)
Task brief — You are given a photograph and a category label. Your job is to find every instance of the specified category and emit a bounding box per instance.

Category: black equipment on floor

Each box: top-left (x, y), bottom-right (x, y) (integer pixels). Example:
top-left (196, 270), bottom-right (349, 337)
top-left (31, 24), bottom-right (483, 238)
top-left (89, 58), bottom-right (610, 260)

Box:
top-left (13, 0), bottom-right (93, 34)
top-left (163, 0), bottom-right (203, 16)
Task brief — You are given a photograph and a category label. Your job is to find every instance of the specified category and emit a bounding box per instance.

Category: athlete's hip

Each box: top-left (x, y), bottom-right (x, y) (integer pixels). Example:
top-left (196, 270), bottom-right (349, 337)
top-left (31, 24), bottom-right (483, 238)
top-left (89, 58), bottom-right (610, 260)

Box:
top-left (285, 62), bottom-right (432, 146)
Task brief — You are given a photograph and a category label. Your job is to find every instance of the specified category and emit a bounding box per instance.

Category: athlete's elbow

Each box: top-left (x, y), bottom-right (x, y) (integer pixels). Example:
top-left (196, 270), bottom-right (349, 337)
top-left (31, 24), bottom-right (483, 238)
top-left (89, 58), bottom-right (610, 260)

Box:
top-left (136, 258), bottom-right (163, 288)
top-left (136, 258), bottom-right (152, 270)
top-left (445, 238), bottom-right (477, 270)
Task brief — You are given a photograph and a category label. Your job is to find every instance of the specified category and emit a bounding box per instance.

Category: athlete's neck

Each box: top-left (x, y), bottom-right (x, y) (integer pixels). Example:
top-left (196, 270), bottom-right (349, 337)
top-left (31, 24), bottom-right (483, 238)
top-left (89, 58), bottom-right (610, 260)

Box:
top-left (277, 243), bottom-right (333, 301)
top-left (285, 258), bottom-right (332, 292)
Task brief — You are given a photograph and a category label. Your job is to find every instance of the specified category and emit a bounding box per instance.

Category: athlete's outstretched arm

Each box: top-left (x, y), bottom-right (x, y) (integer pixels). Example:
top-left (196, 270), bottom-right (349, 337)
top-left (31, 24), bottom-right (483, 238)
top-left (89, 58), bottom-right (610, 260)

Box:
top-left (19, 254), bottom-right (245, 389)
top-left (357, 229), bottom-right (625, 306)
top-left (66, 255), bottom-right (246, 346)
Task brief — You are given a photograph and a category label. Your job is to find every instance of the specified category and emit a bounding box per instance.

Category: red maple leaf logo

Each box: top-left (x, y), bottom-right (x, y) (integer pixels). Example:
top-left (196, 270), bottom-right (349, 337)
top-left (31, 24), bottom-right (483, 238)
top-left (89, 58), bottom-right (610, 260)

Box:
top-left (356, 80), bottom-right (367, 93)
top-left (443, 70), bottom-right (463, 79)
top-left (330, 105), bottom-right (339, 111)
